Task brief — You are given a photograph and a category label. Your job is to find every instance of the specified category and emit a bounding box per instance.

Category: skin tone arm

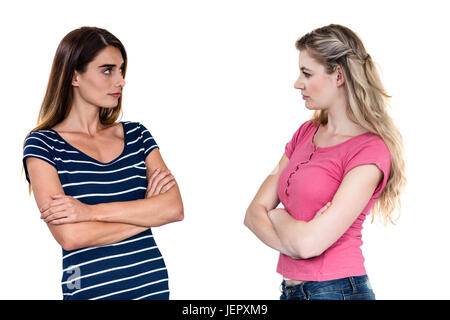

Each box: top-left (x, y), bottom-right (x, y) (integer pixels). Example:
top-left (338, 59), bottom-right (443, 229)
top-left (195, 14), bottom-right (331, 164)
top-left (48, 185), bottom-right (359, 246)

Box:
top-left (28, 149), bottom-right (182, 251)
top-left (39, 149), bottom-right (184, 228)
top-left (244, 154), bottom-right (329, 258)
top-left (27, 157), bottom-right (148, 251)
top-left (244, 154), bottom-right (290, 255)
top-left (268, 163), bottom-right (383, 259)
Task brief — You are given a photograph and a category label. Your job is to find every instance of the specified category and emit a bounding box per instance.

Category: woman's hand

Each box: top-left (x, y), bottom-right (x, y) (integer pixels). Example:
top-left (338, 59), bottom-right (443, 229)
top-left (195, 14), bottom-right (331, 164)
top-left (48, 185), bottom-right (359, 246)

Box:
top-left (40, 194), bottom-right (93, 225)
top-left (145, 168), bottom-right (176, 198)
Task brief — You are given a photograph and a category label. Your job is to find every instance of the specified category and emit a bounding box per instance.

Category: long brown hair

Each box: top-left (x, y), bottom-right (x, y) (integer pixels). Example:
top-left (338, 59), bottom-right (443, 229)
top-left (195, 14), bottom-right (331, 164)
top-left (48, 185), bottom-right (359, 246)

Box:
top-left (32, 26), bottom-right (127, 132)
top-left (23, 26), bottom-right (127, 191)
top-left (296, 24), bottom-right (407, 226)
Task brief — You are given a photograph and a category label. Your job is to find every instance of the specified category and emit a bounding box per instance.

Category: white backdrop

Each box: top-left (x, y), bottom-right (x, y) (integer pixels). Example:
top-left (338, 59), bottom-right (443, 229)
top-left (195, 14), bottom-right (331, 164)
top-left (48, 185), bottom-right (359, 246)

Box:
top-left (1, 0), bottom-right (449, 300)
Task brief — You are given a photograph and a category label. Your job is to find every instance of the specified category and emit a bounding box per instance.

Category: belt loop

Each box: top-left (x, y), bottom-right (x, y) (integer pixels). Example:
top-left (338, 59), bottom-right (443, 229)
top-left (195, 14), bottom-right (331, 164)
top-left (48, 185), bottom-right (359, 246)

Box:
top-left (280, 280), bottom-right (285, 294)
top-left (299, 282), bottom-right (308, 300)
top-left (349, 277), bottom-right (357, 293)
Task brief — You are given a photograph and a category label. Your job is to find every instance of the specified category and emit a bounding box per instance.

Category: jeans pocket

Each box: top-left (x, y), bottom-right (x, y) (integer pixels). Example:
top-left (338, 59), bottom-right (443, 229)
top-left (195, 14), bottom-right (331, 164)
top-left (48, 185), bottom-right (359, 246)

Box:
top-left (343, 281), bottom-right (375, 300)
top-left (280, 286), bottom-right (305, 300)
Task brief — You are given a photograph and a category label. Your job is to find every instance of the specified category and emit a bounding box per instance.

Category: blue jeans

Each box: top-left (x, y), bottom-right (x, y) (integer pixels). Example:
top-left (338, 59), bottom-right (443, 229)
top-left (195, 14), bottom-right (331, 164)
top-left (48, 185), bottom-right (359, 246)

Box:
top-left (280, 275), bottom-right (375, 300)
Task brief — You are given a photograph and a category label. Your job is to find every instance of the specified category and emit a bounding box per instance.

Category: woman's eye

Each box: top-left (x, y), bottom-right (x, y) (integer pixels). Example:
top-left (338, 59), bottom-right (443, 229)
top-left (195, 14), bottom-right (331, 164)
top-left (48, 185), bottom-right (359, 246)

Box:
top-left (103, 67), bottom-right (124, 75)
top-left (303, 72), bottom-right (311, 78)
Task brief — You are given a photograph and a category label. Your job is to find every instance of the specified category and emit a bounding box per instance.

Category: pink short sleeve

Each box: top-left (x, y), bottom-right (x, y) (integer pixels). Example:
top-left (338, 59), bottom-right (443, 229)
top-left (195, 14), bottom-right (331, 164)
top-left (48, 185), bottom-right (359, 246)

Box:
top-left (343, 137), bottom-right (391, 199)
top-left (285, 120), bottom-right (313, 159)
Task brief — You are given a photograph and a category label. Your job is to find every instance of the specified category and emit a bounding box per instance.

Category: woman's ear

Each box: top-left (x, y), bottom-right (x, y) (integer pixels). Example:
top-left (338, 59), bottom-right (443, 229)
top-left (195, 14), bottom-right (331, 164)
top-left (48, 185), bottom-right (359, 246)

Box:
top-left (335, 65), bottom-right (345, 87)
top-left (72, 70), bottom-right (80, 87)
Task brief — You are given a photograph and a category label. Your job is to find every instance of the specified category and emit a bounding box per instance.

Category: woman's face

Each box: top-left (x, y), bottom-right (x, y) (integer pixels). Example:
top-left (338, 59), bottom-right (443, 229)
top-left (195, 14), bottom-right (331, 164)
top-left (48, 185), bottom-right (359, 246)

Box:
top-left (294, 50), bottom-right (339, 111)
top-left (72, 46), bottom-right (125, 109)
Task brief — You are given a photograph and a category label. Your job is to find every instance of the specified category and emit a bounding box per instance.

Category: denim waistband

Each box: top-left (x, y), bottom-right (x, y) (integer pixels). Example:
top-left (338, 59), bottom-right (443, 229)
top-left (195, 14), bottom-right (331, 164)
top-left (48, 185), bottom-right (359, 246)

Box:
top-left (281, 275), bottom-right (370, 295)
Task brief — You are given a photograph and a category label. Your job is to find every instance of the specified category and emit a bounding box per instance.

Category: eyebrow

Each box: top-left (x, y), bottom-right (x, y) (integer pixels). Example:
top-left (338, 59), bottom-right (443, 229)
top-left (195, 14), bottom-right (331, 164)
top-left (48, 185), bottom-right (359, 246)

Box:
top-left (300, 66), bottom-right (313, 72)
top-left (98, 63), bottom-right (125, 68)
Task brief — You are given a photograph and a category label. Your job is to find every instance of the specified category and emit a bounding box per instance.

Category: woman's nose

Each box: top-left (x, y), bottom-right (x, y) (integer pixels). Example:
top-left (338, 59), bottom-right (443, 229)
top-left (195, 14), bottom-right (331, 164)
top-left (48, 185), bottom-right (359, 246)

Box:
top-left (294, 76), bottom-right (304, 90)
top-left (116, 75), bottom-right (126, 88)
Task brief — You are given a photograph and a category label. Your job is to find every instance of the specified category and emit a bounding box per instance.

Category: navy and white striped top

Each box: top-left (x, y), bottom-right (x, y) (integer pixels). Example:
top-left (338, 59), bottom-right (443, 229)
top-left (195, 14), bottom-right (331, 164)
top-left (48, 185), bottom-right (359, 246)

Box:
top-left (22, 121), bottom-right (169, 300)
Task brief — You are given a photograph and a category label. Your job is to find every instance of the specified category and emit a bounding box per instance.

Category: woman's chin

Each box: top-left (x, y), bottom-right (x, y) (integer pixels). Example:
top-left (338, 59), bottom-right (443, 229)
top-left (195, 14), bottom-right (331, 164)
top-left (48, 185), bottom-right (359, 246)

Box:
top-left (304, 102), bottom-right (315, 110)
top-left (100, 103), bottom-right (119, 109)
top-left (304, 102), bottom-right (325, 111)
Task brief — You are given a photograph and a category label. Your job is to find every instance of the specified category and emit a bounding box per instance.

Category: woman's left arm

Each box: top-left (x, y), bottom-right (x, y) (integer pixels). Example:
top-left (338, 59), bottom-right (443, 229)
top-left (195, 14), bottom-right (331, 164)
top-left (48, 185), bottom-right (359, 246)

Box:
top-left (269, 164), bottom-right (382, 259)
top-left (41, 149), bottom-right (184, 228)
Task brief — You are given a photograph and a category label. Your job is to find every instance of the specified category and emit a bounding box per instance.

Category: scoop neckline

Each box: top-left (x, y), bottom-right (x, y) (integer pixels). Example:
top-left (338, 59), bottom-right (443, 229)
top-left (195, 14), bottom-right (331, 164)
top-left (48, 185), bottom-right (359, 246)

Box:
top-left (48, 121), bottom-right (128, 165)
top-left (311, 122), bottom-right (372, 151)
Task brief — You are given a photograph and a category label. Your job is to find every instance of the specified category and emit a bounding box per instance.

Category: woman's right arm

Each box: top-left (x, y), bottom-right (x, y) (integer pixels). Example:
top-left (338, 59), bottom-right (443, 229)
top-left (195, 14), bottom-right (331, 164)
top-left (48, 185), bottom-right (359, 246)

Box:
top-left (244, 154), bottom-right (299, 257)
top-left (26, 157), bottom-right (148, 251)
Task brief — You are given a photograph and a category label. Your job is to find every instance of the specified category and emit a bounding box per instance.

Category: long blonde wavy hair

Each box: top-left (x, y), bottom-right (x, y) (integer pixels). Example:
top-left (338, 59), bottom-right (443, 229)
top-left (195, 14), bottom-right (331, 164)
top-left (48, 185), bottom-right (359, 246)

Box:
top-left (295, 24), bottom-right (407, 226)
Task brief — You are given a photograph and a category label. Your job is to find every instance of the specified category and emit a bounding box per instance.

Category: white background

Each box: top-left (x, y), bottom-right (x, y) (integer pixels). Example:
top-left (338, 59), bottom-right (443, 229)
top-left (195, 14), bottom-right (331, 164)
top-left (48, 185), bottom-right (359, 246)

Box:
top-left (1, 0), bottom-right (449, 299)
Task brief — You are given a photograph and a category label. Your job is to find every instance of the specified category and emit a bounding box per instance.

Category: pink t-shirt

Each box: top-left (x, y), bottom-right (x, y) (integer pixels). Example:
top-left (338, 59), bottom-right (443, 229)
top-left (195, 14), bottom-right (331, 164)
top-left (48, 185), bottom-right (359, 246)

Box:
top-left (276, 120), bottom-right (391, 281)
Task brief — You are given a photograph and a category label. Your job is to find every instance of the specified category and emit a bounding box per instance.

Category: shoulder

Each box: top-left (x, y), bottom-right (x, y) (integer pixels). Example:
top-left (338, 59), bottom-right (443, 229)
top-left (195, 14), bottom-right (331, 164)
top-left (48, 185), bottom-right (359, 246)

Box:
top-left (289, 120), bottom-right (316, 143)
top-left (296, 119), bottom-right (317, 136)
top-left (122, 121), bottom-right (146, 142)
top-left (25, 129), bottom-right (59, 141)
top-left (343, 133), bottom-right (391, 183)
top-left (121, 121), bottom-right (141, 135)
top-left (24, 129), bottom-right (62, 151)
top-left (23, 130), bottom-right (61, 182)
top-left (122, 121), bottom-right (158, 152)
top-left (352, 133), bottom-right (391, 159)
top-left (122, 121), bottom-right (153, 135)
top-left (285, 120), bottom-right (316, 157)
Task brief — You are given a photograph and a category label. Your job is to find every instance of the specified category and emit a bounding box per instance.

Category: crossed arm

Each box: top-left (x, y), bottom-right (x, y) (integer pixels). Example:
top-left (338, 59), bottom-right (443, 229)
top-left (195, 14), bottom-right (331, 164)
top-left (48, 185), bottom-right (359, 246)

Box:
top-left (244, 154), bottom-right (295, 257)
top-left (245, 153), bottom-right (382, 260)
top-left (26, 149), bottom-right (184, 251)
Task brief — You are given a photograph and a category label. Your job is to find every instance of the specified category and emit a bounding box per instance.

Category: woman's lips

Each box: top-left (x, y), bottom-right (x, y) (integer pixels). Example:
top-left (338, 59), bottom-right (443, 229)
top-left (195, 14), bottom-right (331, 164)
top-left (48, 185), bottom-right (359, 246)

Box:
top-left (302, 95), bottom-right (309, 100)
top-left (109, 93), bottom-right (121, 98)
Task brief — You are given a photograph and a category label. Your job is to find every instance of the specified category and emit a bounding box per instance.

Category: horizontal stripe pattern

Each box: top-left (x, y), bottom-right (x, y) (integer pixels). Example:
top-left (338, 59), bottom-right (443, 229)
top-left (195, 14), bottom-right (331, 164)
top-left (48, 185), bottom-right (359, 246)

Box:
top-left (23, 121), bottom-right (168, 300)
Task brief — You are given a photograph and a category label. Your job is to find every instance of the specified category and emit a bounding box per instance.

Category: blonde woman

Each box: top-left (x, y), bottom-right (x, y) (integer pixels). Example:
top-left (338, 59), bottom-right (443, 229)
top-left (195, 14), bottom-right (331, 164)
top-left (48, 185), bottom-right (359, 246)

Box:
top-left (22, 27), bottom-right (184, 300)
top-left (245, 24), bottom-right (406, 300)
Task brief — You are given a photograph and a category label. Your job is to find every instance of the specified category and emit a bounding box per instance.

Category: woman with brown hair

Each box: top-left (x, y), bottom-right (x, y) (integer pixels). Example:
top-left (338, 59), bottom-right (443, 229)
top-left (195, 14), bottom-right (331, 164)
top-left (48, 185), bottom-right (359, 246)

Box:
top-left (22, 27), bottom-right (183, 300)
top-left (245, 24), bottom-right (406, 300)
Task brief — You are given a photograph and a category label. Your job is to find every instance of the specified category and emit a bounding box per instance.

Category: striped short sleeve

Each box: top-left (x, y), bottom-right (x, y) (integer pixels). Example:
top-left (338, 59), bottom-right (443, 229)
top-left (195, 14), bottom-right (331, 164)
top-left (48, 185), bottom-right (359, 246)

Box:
top-left (23, 131), bottom-right (57, 183)
top-left (139, 123), bottom-right (159, 159)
